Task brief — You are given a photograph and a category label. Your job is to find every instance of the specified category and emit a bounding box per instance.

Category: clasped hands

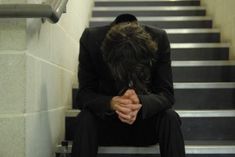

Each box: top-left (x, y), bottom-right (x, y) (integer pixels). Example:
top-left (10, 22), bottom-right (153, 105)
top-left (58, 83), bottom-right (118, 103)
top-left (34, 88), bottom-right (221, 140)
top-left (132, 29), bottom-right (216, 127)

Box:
top-left (110, 89), bottom-right (142, 125)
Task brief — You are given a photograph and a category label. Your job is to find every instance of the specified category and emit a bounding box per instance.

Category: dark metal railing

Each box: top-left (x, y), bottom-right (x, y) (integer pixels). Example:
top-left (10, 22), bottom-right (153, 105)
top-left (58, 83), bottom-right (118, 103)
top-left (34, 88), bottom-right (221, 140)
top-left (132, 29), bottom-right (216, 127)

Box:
top-left (0, 0), bottom-right (68, 23)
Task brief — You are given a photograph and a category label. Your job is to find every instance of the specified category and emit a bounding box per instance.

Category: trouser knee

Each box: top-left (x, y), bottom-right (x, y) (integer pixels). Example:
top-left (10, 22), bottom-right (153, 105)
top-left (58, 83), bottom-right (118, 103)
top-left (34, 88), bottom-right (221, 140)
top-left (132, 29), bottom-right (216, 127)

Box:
top-left (76, 109), bottom-right (97, 128)
top-left (161, 109), bottom-right (182, 125)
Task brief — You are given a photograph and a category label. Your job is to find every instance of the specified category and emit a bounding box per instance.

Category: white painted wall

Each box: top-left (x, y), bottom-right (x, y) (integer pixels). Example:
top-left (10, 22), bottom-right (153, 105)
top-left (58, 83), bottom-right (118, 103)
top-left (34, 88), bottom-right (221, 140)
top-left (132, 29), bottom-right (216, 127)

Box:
top-left (201, 0), bottom-right (235, 59)
top-left (0, 0), bottom-right (94, 157)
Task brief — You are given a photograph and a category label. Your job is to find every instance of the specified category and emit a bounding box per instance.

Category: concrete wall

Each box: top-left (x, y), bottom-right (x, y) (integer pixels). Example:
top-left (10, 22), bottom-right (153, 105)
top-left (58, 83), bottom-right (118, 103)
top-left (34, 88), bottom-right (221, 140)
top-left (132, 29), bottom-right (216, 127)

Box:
top-left (0, 0), bottom-right (93, 157)
top-left (201, 0), bottom-right (235, 59)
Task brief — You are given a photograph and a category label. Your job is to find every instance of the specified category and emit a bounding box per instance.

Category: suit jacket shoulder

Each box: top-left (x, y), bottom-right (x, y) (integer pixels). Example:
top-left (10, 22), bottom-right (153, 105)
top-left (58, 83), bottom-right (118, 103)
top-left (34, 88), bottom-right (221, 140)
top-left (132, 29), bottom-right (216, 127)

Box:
top-left (82, 25), bottom-right (110, 50)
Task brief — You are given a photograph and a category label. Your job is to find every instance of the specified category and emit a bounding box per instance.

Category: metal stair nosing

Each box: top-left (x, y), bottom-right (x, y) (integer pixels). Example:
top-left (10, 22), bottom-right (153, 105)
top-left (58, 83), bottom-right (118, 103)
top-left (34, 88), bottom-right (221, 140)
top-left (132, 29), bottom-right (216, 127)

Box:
top-left (65, 109), bottom-right (235, 118)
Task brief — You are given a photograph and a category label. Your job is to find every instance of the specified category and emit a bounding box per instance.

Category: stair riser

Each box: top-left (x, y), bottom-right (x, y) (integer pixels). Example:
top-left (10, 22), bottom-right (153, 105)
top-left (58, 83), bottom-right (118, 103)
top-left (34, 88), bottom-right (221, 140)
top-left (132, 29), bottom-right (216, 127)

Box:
top-left (90, 21), bottom-right (212, 28)
top-left (168, 33), bottom-right (220, 43)
top-left (175, 88), bottom-right (235, 109)
top-left (92, 10), bottom-right (206, 17)
top-left (182, 117), bottom-right (235, 140)
top-left (172, 66), bottom-right (235, 82)
top-left (72, 89), bottom-right (77, 110)
top-left (65, 116), bottom-right (235, 141)
top-left (95, 1), bottom-right (201, 7)
top-left (172, 48), bottom-right (229, 60)
top-left (65, 117), bottom-right (76, 141)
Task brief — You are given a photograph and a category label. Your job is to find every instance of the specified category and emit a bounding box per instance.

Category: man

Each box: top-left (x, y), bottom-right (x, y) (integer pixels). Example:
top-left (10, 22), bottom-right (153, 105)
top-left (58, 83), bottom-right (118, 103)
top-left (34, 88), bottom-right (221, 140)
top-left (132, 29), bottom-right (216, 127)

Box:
top-left (71, 14), bottom-right (185, 157)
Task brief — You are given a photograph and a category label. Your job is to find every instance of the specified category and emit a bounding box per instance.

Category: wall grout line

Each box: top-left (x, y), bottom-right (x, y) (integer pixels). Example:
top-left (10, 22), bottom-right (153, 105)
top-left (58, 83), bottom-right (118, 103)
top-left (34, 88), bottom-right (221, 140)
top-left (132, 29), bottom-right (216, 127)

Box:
top-left (26, 52), bottom-right (75, 75)
top-left (56, 23), bottom-right (80, 45)
top-left (0, 106), bottom-right (67, 118)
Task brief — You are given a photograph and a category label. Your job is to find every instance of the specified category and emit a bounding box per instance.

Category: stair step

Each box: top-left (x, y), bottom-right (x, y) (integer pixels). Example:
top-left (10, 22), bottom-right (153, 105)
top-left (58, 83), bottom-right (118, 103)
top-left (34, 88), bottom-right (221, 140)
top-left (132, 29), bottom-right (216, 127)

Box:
top-left (182, 116), bottom-right (235, 140)
top-left (172, 61), bottom-right (235, 82)
top-left (92, 6), bottom-right (206, 17)
top-left (95, 0), bottom-right (201, 7)
top-left (55, 140), bottom-right (235, 157)
top-left (174, 82), bottom-right (235, 110)
top-left (171, 43), bottom-right (229, 60)
top-left (167, 29), bottom-right (220, 43)
top-left (65, 110), bottom-right (235, 141)
top-left (90, 16), bottom-right (212, 28)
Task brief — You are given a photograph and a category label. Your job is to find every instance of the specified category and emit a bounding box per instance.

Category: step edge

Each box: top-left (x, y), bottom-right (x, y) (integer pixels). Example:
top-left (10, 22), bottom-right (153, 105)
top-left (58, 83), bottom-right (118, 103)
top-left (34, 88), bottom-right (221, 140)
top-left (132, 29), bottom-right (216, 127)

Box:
top-left (171, 43), bottom-right (230, 48)
top-left (174, 82), bottom-right (235, 89)
top-left (166, 28), bottom-right (220, 34)
top-left (93, 6), bottom-right (206, 11)
top-left (172, 60), bottom-right (235, 67)
top-left (71, 82), bottom-right (235, 90)
top-left (66, 110), bottom-right (235, 118)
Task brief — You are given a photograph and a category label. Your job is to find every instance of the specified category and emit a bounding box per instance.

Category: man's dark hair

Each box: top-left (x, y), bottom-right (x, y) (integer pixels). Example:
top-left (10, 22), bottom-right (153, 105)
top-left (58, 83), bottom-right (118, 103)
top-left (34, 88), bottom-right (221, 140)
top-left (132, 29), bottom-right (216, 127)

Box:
top-left (101, 22), bottom-right (158, 94)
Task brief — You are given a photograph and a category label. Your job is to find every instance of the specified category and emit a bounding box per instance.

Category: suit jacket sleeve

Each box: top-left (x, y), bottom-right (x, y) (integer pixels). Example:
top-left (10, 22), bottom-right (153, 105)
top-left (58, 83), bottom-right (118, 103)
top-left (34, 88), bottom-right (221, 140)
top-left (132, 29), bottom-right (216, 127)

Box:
top-left (138, 30), bottom-right (175, 119)
top-left (77, 28), bottom-right (113, 117)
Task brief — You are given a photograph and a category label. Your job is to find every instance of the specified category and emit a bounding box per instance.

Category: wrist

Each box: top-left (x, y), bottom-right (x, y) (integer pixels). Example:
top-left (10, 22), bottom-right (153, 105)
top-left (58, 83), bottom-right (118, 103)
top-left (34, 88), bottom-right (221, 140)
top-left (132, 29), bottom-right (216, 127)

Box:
top-left (110, 96), bottom-right (118, 111)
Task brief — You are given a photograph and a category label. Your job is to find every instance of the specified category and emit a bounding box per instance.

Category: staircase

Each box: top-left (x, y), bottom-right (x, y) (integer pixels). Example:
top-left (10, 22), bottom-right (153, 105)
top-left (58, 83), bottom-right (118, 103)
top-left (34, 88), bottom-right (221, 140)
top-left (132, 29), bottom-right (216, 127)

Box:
top-left (55, 0), bottom-right (235, 156)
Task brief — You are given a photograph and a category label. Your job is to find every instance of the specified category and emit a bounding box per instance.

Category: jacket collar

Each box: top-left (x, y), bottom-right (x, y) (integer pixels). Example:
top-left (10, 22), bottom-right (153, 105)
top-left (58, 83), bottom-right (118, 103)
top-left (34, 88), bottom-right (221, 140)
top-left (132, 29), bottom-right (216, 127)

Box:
top-left (111, 14), bottom-right (138, 26)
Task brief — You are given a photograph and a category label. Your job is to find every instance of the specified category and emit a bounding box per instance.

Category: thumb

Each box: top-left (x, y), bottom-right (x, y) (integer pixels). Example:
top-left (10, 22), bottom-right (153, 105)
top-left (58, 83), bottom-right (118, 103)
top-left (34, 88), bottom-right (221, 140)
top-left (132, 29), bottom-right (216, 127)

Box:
top-left (124, 89), bottom-right (135, 97)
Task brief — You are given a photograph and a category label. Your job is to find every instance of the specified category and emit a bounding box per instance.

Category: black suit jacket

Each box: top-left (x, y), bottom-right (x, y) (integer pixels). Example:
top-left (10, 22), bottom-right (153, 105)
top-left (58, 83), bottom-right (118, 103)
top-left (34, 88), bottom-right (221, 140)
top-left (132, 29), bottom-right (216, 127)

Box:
top-left (76, 16), bottom-right (174, 119)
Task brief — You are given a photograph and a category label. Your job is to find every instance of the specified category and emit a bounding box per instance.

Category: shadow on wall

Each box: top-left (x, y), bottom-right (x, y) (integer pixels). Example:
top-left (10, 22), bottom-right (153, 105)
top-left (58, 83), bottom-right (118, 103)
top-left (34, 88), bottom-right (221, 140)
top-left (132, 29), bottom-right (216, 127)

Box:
top-left (201, 0), bottom-right (235, 59)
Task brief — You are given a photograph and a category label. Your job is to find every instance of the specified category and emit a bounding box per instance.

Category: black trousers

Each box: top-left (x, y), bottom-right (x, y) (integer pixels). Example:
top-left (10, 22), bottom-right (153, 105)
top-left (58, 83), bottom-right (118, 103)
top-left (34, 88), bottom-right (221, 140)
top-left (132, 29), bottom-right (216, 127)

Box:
top-left (71, 109), bottom-right (185, 157)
